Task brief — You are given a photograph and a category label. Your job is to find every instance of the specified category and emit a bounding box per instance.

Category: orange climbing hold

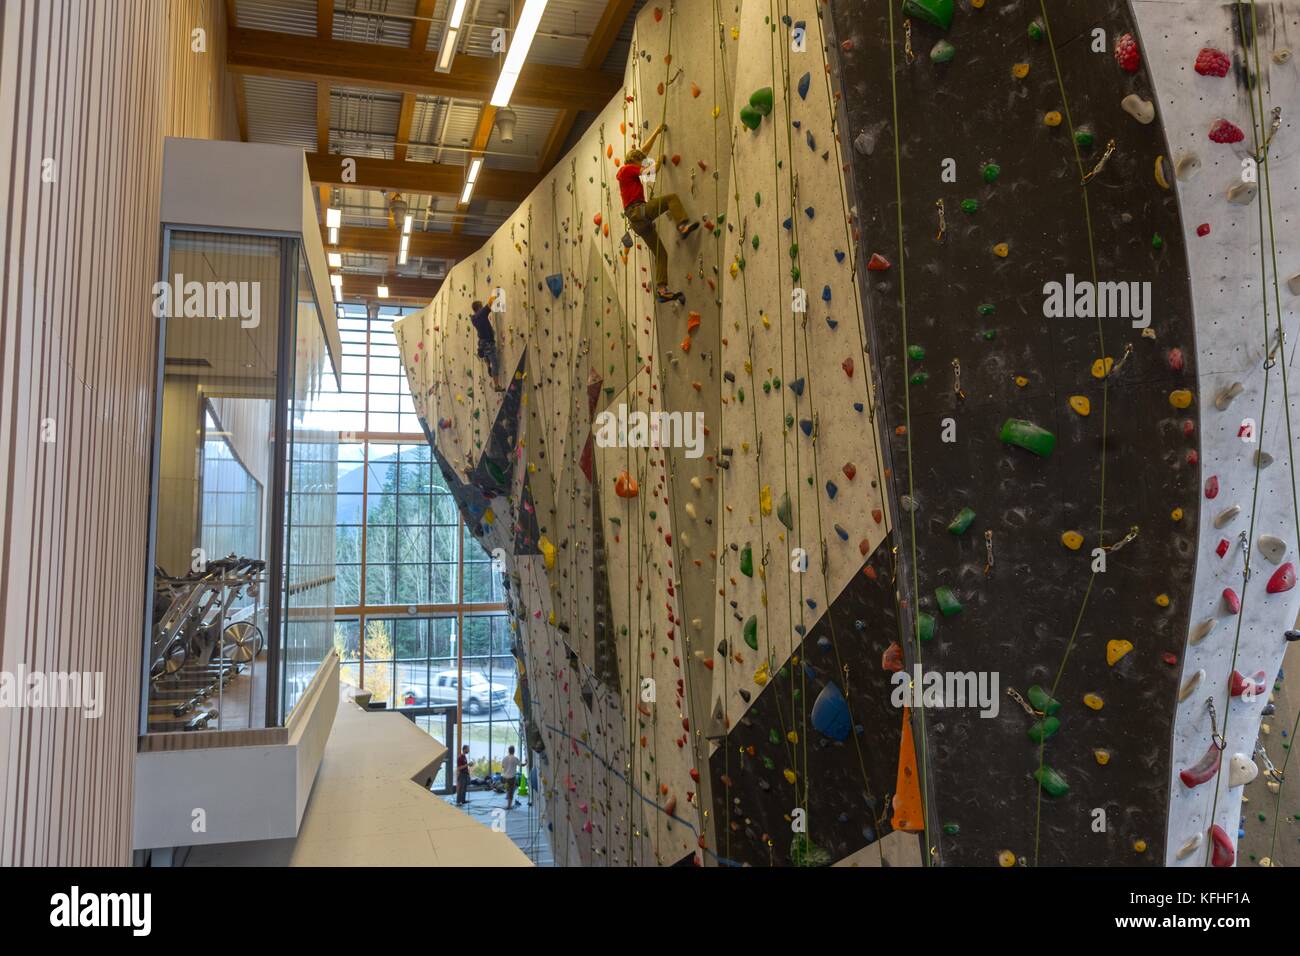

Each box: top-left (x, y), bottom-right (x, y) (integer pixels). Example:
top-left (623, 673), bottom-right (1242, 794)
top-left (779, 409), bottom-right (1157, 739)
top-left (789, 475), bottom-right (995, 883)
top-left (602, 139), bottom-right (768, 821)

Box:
top-left (615, 470), bottom-right (639, 498)
top-left (892, 707), bottom-right (924, 833)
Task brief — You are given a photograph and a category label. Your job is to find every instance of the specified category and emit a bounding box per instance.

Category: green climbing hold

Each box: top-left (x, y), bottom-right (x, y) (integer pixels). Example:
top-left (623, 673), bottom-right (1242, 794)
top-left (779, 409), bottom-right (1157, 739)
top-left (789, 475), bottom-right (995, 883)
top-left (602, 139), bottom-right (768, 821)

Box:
top-left (982, 329), bottom-right (997, 340)
top-left (977, 303), bottom-right (996, 316)
top-left (738, 387), bottom-right (746, 403)
top-left (1152, 232), bottom-right (1164, 250)
top-left (485, 458), bottom-right (507, 485)
top-left (999, 418), bottom-right (1056, 458)
top-left (739, 104), bottom-right (762, 131)
top-left (907, 344), bottom-right (926, 361)
top-left (930, 39), bottom-right (956, 63)
top-left (754, 192), bottom-right (762, 207)
top-left (749, 86), bottom-right (775, 116)
top-left (917, 611), bottom-right (936, 642)
top-left (981, 162), bottom-right (1001, 183)
top-left (942, 822), bottom-right (960, 835)
top-left (789, 243), bottom-right (798, 258)
top-left (769, 727), bottom-right (780, 745)
top-left (1028, 18), bottom-right (1045, 41)
top-left (960, 198), bottom-right (979, 214)
top-left (935, 585), bottom-right (963, 617)
top-left (1074, 128), bottom-right (1095, 148)
top-left (947, 506), bottom-right (976, 535)
top-left (1027, 684), bottom-right (1061, 716)
top-left (777, 491), bottom-right (794, 530)
top-left (910, 372), bottom-right (929, 385)
top-left (1034, 765), bottom-right (1070, 797)
top-left (1028, 716), bottom-right (1061, 743)
top-left (743, 615), bottom-right (758, 650)
top-left (740, 544), bottom-right (754, 577)
top-left (752, 234), bottom-right (760, 250)
top-left (902, 0), bottom-right (954, 31)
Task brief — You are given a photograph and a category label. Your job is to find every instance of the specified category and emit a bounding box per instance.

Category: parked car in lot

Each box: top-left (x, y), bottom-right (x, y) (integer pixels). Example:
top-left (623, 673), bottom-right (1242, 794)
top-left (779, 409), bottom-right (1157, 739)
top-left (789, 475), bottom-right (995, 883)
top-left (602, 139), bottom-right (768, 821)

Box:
top-left (400, 670), bottom-right (509, 715)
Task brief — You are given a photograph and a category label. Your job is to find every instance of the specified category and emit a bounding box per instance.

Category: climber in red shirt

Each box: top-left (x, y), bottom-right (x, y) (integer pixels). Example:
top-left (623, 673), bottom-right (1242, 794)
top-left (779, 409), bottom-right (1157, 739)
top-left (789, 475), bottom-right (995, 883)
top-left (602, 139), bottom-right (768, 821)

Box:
top-left (617, 123), bottom-right (699, 303)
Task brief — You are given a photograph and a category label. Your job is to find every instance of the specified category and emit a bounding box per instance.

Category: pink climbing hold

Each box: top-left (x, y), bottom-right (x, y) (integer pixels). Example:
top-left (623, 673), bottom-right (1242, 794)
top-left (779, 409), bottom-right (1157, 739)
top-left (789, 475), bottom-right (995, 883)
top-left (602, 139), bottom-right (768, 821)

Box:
top-left (867, 253), bottom-right (891, 271)
top-left (1209, 119), bottom-right (1245, 144)
top-left (1210, 824), bottom-right (1235, 867)
top-left (1113, 33), bottom-right (1141, 73)
top-left (1205, 475), bottom-right (1219, 499)
top-left (1267, 562), bottom-right (1297, 593)
top-left (1167, 347), bottom-right (1184, 372)
top-left (1222, 588), bottom-right (1241, 614)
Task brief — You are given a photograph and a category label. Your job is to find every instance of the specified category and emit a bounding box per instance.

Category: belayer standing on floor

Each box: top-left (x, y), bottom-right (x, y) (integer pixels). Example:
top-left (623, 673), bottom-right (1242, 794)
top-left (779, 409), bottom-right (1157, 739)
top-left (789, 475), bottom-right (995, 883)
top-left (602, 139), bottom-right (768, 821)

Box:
top-left (501, 745), bottom-right (521, 809)
top-left (455, 744), bottom-right (471, 805)
top-left (469, 292), bottom-right (503, 389)
top-left (617, 123), bottom-right (699, 303)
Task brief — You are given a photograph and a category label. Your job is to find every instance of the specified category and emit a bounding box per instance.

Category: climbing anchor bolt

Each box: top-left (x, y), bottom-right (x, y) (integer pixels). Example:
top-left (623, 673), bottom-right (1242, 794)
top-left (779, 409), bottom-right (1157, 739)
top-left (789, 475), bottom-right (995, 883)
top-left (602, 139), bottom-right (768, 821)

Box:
top-left (1081, 139), bottom-right (1117, 184)
top-left (1255, 741), bottom-right (1284, 782)
top-left (983, 529), bottom-right (994, 576)
top-left (1254, 106), bottom-right (1283, 162)
top-left (1006, 687), bottom-right (1043, 718)
top-left (935, 198), bottom-right (947, 243)
top-left (1103, 525), bottom-right (1140, 554)
top-left (1108, 342), bottom-right (1135, 377)
top-left (1208, 697), bottom-right (1227, 751)
top-left (904, 18), bottom-right (915, 63)
top-left (1239, 531), bottom-right (1252, 582)
top-left (952, 358), bottom-right (966, 401)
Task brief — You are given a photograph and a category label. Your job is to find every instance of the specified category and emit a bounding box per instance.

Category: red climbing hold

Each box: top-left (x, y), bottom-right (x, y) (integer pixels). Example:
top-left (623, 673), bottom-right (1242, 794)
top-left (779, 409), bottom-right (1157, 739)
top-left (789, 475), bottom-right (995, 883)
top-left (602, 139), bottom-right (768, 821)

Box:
top-left (1179, 741), bottom-right (1223, 788)
top-left (872, 508), bottom-right (883, 524)
top-left (1162, 652), bottom-right (1178, 666)
top-left (1114, 33), bottom-right (1141, 73)
top-left (1196, 223), bottom-right (1211, 237)
top-left (1230, 669), bottom-right (1267, 698)
top-left (841, 39), bottom-right (853, 52)
top-left (1267, 562), bottom-right (1296, 593)
top-left (1182, 419), bottom-right (1195, 437)
top-left (1209, 119), bottom-right (1245, 144)
top-left (1195, 47), bottom-right (1232, 77)
top-left (881, 641), bottom-right (904, 672)
top-left (1222, 588), bottom-right (1241, 614)
top-left (842, 357), bottom-right (855, 378)
top-left (653, 6), bottom-right (663, 21)
top-left (1205, 475), bottom-right (1219, 499)
top-left (1216, 538), bottom-right (1230, 558)
top-left (671, 154), bottom-right (681, 166)
top-left (842, 462), bottom-right (857, 480)
top-left (1167, 348), bottom-right (1184, 372)
top-left (1210, 825), bottom-right (1235, 867)
top-left (867, 253), bottom-right (891, 271)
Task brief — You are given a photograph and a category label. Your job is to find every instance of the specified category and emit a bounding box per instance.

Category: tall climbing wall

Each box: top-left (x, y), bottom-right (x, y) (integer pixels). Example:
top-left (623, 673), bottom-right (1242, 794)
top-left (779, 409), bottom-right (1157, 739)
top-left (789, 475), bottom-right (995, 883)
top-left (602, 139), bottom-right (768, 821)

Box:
top-left (828, 0), bottom-right (1300, 868)
top-left (396, 0), bottom-right (911, 866)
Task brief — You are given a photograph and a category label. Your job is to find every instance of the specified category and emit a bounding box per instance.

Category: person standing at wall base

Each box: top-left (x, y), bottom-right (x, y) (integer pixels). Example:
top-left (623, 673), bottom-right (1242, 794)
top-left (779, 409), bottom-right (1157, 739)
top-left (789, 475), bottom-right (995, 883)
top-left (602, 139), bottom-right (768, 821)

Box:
top-left (456, 744), bottom-right (471, 805)
top-left (501, 745), bottom-right (521, 809)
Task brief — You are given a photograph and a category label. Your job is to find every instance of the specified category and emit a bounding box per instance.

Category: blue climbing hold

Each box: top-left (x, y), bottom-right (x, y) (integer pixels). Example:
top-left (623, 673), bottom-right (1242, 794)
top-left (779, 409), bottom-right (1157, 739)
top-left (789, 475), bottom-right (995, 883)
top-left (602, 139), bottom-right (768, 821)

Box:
top-left (812, 683), bottom-right (852, 741)
top-left (798, 72), bottom-right (811, 100)
top-left (834, 249), bottom-right (846, 263)
top-left (806, 130), bottom-right (816, 151)
top-left (804, 206), bottom-right (814, 219)
top-left (834, 523), bottom-right (849, 540)
top-left (817, 636), bottom-right (833, 652)
top-left (789, 377), bottom-right (805, 396)
top-left (826, 319), bottom-right (838, 329)
top-left (805, 598), bottom-right (817, 610)
top-left (799, 419), bottom-right (813, 436)
top-left (826, 480), bottom-right (838, 499)
top-left (853, 619), bottom-right (866, 632)
top-left (546, 273), bottom-right (563, 297)
top-left (853, 402), bottom-right (864, 412)
top-left (794, 624), bottom-right (807, 636)
top-left (821, 285), bottom-right (831, 302)
top-left (783, 216), bottom-right (793, 231)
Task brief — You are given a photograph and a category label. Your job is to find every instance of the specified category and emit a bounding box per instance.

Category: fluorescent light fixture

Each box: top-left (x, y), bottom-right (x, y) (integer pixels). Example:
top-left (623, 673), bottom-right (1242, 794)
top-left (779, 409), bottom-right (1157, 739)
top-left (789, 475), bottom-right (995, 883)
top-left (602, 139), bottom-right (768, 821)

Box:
top-left (328, 252), bottom-right (342, 268)
top-left (330, 272), bottom-right (344, 293)
top-left (399, 235), bottom-right (410, 266)
top-left (400, 235), bottom-right (410, 254)
top-left (460, 180), bottom-right (475, 205)
top-left (437, 29), bottom-right (459, 72)
top-left (328, 226), bottom-right (338, 245)
top-left (449, 0), bottom-right (468, 29)
top-left (466, 156), bottom-right (483, 183)
top-left (326, 206), bottom-right (341, 229)
top-left (377, 284), bottom-right (390, 299)
top-left (398, 250), bottom-right (409, 266)
top-left (490, 0), bottom-right (548, 107)
top-left (402, 213), bottom-right (413, 235)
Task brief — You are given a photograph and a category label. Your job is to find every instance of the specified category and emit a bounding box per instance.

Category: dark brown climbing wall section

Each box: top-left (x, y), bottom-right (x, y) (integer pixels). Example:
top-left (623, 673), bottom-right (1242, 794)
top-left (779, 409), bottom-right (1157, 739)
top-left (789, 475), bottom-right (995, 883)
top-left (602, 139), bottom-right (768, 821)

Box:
top-left (827, 0), bottom-right (1201, 865)
top-left (709, 540), bottom-right (906, 866)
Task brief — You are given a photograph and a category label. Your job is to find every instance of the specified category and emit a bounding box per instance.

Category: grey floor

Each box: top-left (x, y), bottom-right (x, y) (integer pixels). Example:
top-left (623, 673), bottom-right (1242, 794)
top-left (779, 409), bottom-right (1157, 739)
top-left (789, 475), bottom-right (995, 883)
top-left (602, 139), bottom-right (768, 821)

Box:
top-left (444, 786), bottom-right (554, 866)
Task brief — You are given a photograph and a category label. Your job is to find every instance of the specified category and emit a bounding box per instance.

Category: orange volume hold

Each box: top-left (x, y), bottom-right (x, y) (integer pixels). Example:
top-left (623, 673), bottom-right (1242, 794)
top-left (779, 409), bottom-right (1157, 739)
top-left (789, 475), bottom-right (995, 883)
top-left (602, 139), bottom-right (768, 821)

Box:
top-left (891, 707), bottom-right (924, 833)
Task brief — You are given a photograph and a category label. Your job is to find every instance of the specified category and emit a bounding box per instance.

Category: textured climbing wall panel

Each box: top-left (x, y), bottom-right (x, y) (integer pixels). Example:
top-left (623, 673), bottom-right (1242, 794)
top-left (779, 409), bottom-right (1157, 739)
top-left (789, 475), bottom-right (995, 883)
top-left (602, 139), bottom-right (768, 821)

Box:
top-left (830, 0), bottom-right (1205, 866)
top-left (1130, 0), bottom-right (1300, 868)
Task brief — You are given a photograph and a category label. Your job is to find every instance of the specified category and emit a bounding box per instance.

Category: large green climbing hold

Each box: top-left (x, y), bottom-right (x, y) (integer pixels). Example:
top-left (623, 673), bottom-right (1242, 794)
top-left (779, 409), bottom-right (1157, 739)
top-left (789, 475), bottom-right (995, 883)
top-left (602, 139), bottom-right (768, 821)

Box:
top-left (1034, 765), bottom-right (1070, 797)
top-left (903, 0), bottom-right (954, 30)
top-left (743, 615), bottom-right (758, 650)
top-left (935, 586), bottom-right (963, 617)
top-left (739, 104), bottom-right (762, 131)
top-left (917, 611), bottom-right (936, 642)
top-left (749, 86), bottom-right (775, 116)
top-left (1028, 18), bottom-right (1045, 41)
top-left (485, 458), bottom-right (507, 485)
top-left (1028, 716), bottom-right (1061, 743)
top-left (740, 544), bottom-right (754, 577)
top-left (1027, 684), bottom-right (1061, 716)
top-left (777, 491), bottom-right (794, 530)
top-left (947, 506), bottom-right (976, 536)
top-left (999, 418), bottom-right (1056, 458)
top-left (907, 344), bottom-right (926, 361)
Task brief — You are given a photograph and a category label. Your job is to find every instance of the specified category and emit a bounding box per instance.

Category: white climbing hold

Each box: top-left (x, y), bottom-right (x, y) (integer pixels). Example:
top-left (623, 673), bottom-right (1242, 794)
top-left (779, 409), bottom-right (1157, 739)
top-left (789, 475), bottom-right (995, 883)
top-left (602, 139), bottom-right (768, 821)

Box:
top-left (1214, 505), bottom-right (1241, 529)
top-left (685, 502), bottom-right (697, 519)
top-left (1189, 619), bottom-right (1215, 645)
top-left (1228, 181), bottom-right (1258, 205)
top-left (1176, 832), bottom-right (1203, 860)
top-left (1215, 381), bottom-right (1244, 410)
top-left (1121, 94), bottom-right (1155, 124)
top-left (1288, 274), bottom-right (1300, 296)
top-left (1175, 152), bottom-right (1201, 181)
top-left (1258, 534), bottom-right (1287, 565)
top-left (1179, 668), bottom-right (1206, 700)
top-left (1229, 753), bottom-right (1259, 787)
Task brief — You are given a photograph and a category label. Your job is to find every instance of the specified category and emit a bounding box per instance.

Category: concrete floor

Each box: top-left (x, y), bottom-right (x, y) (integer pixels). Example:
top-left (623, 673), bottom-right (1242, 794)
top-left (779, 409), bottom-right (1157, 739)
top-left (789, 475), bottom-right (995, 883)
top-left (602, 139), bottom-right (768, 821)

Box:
top-left (443, 786), bottom-right (554, 866)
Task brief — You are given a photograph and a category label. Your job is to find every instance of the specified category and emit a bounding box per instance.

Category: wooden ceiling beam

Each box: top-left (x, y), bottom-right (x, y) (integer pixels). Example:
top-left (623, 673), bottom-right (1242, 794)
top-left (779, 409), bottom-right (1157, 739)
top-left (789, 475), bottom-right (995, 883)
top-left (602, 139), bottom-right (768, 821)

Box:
top-left (339, 274), bottom-right (444, 303)
top-left (327, 225), bottom-right (484, 260)
top-left (395, 0), bottom-right (438, 165)
top-left (306, 152), bottom-right (537, 202)
top-left (227, 27), bottom-right (619, 113)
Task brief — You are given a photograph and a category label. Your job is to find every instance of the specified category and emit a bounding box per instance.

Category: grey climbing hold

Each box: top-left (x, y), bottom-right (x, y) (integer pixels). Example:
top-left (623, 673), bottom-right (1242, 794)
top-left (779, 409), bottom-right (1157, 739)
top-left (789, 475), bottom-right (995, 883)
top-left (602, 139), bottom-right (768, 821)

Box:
top-left (1258, 534), bottom-right (1287, 565)
top-left (1214, 382), bottom-right (1244, 410)
top-left (1214, 505), bottom-right (1241, 529)
top-left (1121, 94), bottom-right (1155, 124)
top-left (1189, 618), bottom-right (1215, 645)
top-left (1175, 152), bottom-right (1202, 181)
top-left (1256, 450), bottom-right (1275, 468)
top-left (1228, 181), bottom-right (1258, 205)
top-left (1288, 274), bottom-right (1300, 296)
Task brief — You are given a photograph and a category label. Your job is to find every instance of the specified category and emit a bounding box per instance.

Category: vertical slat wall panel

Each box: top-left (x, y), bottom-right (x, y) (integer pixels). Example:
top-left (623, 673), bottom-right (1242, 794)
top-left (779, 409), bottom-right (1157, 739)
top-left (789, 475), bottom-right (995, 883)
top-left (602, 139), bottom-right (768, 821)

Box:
top-left (0, 0), bottom-right (238, 866)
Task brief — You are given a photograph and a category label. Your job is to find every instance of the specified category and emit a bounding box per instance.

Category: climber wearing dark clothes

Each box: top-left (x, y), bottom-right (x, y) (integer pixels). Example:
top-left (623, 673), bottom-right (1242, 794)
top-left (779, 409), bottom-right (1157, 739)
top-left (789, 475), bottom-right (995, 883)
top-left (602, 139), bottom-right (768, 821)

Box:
top-left (470, 292), bottom-right (502, 387)
top-left (617, 123), bottom-right (700, 303)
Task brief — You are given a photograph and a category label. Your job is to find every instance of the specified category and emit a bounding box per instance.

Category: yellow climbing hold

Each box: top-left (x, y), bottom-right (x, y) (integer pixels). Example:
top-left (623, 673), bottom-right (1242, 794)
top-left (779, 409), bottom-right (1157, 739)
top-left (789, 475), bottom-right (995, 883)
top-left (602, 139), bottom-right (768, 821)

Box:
top-left (1171, 507), bottom-right (1184, 521)
top-left (1012, 62), bottom-right (1030, 79)
top-left (754, 662), bottom-right (769, 686)
top-left (786, 730), bottom-right (798, 744)
top-left (1133, 839), bottom-right (1148, 853)
top-left (993, 242), bottom-right (1009, 258)
top-left (1083, 692), bottom-right (1105, 711)
top-left (760, 485), bottom-right (772, 515)
top-left (548, 610), bottom-right (556, 625)
top-left (540, 535), bottom-right (557, 570)
top-left (1091, 357), bottom-right (1113, 378)
top-left (997, 849), bottom-right (1016, 868)
top-left (730, 26), bottom-right (739, 40)
top-left (1106, 639), bottom-right (1134, 666)
top-left (1169, 388), bottom-right (1194, 409)
top-left (1155, 155), bottom-right (1171, 190)
top-left (1014, 375), bottom-right (1029, 388)
top-left (783, 768), bottom-right (798, 785)
top-left (1155, 593), bottom-right (1170, 608)
top-left (1069, 395), bottom-right (1091, 416)
top-left (972, 0), bottom-right (985, 7)
top-left (1061, 531), bottom-right (1084, 550)
top-left (712, 105), bottom-right (721, 119)
top-left (1094, 749), bottom-right (1111, 766)
top-left (1044, 110), bottom-right (1063, 127)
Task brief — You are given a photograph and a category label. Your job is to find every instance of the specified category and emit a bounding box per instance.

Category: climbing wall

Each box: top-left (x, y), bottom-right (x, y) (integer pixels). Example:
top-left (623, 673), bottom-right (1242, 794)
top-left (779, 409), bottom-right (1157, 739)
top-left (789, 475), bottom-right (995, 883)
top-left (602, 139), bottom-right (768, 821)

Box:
top-left (396, 0), bottom-right (911, 866)
top-left (1130, 0), bottom-right (1300, 868)
top-left (832, 0), bottom-right (1204, 867)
